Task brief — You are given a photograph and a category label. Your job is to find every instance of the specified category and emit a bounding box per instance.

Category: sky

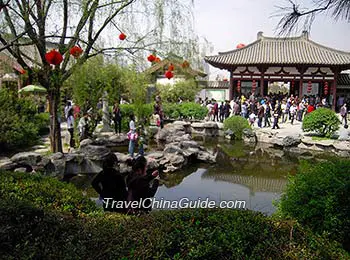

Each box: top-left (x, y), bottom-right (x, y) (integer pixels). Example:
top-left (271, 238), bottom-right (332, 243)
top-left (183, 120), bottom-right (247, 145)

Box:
top-left (193, 0), bottom-right (350, 78)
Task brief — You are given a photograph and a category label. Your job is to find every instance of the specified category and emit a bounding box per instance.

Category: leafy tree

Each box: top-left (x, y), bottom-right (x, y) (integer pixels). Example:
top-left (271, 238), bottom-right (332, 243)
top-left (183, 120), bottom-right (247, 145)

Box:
top-left (275, 0), bottom-right (350, 34)
top-left (156, 79), bottom-right (201, 103)
top-left (0, 0), bottom-right (201, 152)
top-left (302, 108), bottom-right (340, 137)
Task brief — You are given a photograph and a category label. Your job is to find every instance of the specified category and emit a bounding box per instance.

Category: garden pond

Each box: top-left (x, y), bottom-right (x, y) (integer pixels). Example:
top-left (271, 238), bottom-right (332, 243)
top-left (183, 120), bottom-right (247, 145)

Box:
top-left (73, 138), bottom-right (333, 215)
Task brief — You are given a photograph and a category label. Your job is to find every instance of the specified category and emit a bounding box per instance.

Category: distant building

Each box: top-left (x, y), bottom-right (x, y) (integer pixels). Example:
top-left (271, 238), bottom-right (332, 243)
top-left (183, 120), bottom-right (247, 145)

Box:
top-left (205, 31), bottom-right (350, 108)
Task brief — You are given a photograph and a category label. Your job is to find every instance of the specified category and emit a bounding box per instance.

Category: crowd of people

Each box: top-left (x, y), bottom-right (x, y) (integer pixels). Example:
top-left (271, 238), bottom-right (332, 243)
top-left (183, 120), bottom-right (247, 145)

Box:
top-left (198, 93), bottom-right (349, 128)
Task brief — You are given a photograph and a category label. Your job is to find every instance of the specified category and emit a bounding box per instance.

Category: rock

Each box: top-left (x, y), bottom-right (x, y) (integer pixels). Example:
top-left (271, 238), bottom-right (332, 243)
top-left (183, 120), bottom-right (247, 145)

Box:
top-left (197, 150), bottom-right (216, 163)
top-left (182, 147), bottom-right (200, 157)
top-left (80, 139), bottom-right (93, 148)
top-left (11, 152), bottom-right (42, 166)
top-left (107, 134), bottom-right (129, 146)
top-left (64, 153), bottom-right (102, 176)
top-left (79, 145), bottom-right (111, 161)
top-left (164, 144), bottom-right (184, 155)
top-left (160, 154), bottom-right (186, 172)
top-left (0, 158), bottom-right (18, 171)
top-left (31, 145), bottom-right (47, 150)
top-left (14, 167), bottom-right (28, 173)
top-left (146, 152), bottom-right (164, 160)
top-left (147, 126), bottom-right (159, 139)
top-left (282, 135), bottom-right (301, 147)
top-left (243, 131), bottom-right (257, 143)
top-left (180, 140), bottom-right (200, 149)
top-left (46, 152), bottom-right (66, 177)
top-left (115, 152), bottom-right (131, 163)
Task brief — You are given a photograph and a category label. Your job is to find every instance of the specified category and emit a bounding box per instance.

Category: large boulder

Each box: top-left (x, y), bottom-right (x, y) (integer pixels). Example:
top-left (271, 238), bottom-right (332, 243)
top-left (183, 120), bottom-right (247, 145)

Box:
top-left (242, 129), bottom-right (257, 144)
top-left (0, 157), bottom-right (18, 171)
top-left (282, 135), bottom-right (302, 147)
top-left (79, 145), bottom-right (111, 161)
top-left (11, 152), bottom-right (42, 167)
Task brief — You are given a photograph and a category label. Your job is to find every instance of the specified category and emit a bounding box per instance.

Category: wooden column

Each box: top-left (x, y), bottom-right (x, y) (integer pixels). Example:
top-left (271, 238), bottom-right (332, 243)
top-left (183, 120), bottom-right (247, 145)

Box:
top-left (299, 79), bottom-right (303, 97)
top-left (229, 71), bottom-right (234, 100)
top-left (332, 74), bottom-right (338, 110)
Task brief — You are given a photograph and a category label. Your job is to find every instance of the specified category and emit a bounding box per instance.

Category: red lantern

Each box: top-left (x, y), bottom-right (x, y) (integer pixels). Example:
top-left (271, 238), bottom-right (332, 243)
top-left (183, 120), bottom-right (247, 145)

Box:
top-left (147, 54), bottom-right (156, 62)
top-left (165, 70), bottom-right (174, 79)
top-left (168, 64), bottom-right (174, 71)
top-left (252, 80), bottom-right (256, 93)
top-left (291, 80), bottom-right (295, 91)
top-left (237, 80), bottom-right (241, 92)
top-left (155, 57), bottom-right (161, 63)
top-left (223, 78), bottom-right (228, 82)
top-left (69, 46), bottom-right (83, 58)
top-left (236, 43), bottom-right (245, 49)
top-left (119, 33), bottom-right (126, 40)
top-left (182, 60), bottom-right (190, 68)
top-left (324, 82), bottom-right (329, 95)
top-left (45, 49), bottom-right (63, 65)
top-left (307, 81), bottom-right (312, 94)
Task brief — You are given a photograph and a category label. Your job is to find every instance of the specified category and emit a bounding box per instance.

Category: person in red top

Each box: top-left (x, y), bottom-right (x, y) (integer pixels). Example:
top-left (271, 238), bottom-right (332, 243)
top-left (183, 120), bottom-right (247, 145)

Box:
top-left (307, 104), bottom-right (315, 114)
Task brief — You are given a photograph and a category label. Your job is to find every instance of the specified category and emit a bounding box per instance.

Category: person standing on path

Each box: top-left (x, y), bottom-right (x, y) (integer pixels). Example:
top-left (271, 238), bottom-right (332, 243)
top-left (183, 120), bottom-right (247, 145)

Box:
top-left (64, 101), bottom-right (75, 150)
top-left (340, 103), bottom-right (348, 126)
top-left (272, 101), bottom-right (281, 129)
top-left (113, 102), bottom-right (122, 135)
top-left (128, 114), bottom-right (137, 158)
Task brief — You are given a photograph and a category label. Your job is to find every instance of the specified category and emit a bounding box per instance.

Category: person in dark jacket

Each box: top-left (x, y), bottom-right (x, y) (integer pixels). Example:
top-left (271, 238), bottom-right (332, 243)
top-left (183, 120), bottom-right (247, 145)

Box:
top-left (92, 153), bottom-right (127, 213)
top-left (113, 102), bottom-right (122, 135)
top-left (126, 156), bottom-right (160, 214)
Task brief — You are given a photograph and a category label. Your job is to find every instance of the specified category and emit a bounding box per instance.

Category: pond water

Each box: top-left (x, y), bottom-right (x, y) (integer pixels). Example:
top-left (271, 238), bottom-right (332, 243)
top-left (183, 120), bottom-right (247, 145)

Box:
top-left (77, 138), bottom-right (309, 215)
top-left (153, 139), bottom-right (299, 215)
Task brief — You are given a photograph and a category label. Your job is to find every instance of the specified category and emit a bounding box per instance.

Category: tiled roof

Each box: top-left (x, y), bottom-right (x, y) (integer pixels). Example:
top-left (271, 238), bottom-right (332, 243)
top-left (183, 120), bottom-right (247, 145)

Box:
top-left (205, 31), bottom-right (350, 68)
top-left (338, 73), bottom-right (350, 86)
top-left (198, 80), bottom-right (230, 89)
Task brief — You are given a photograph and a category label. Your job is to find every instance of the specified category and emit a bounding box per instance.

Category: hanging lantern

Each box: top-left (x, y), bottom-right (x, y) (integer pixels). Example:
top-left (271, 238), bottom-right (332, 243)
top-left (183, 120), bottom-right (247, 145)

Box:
top-left (324, 82), bottom-right (329, 95)
top-left (165, 70), bottom-right (174, 80)
top-left (223, 78), bottom-right (228, 82)
top-left (307, 81), bottom-right (312, 94)
top-left (168, 63), bottom-right (174, 71)
top-left (119, 33), bottom-right (126, 40)
top-left (155, 57), bottom-right (161, 63)
top-left (236, 43), bottom-right (246, 49)
top-left (45, 49), bottom-right (63, 65)
top-left (252, 80), bottom-right (256, 93)
top-left (237, 80), bottom-right (241, 92)
top-left (69, 46), bottom-right (83, 58)
top-left (291, 80), bottom-right (295, 91)
top-left (147, 54), bottom-right (156, 62)
top-left (182, 60), bottom-right (190, 68)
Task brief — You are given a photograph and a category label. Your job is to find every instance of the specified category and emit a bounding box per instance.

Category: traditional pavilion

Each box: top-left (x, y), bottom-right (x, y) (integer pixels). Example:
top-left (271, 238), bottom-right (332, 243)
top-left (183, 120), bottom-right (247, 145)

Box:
top-left (204, 31), bottom-right (350, 108)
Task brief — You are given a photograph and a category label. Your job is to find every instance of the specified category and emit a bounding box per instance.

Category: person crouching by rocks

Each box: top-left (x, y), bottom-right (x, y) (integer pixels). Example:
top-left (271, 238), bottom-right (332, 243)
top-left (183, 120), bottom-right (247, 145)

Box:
top-left (91, 153), bottom-right (128, 213)
top-left (126, 156), bottom-right (160, 215)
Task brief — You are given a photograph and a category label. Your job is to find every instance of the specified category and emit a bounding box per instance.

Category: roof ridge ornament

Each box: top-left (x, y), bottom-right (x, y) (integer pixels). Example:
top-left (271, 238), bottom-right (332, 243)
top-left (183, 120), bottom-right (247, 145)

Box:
top-left (302, 30), bottom-right (309, 39)
top-left (257, 31), bottom-right (264, 40)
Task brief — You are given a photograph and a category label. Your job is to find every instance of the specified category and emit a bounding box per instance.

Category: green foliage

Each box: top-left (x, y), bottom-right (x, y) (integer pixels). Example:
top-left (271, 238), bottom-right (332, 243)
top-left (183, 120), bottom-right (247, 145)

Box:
top-left (156, 79), bottom-right (201, 103)
top-left (0, 171), bottom-right (100, 217)
top-left (277, 159), bottom-right (350, 250)
top-left (34, 112), bottom-right (50, 135)
top-left (223, 116), bottom-right (251, 140)
top-left (0, 89), bottom-right (40, 150)
top-left (302, 108), bottom-right (340, 137)
top-left (0, 170), bottom-right (348, 259)
top-left (178, 102), bottom-right (208, 120)
top-left (163, 103), bottom-right (180, 119)
top-left (0, 200), bottom-right (348, 260)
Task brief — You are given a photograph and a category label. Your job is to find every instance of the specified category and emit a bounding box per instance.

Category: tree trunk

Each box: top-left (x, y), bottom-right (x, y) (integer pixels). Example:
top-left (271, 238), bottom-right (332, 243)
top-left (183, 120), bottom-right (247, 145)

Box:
top-left (48, 87), bottom-right (63, 153)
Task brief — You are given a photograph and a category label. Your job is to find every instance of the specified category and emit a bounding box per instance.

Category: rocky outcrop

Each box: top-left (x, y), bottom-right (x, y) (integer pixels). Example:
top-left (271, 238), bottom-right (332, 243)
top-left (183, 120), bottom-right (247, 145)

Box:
top-left (191, 122), bottom-right (219, 137)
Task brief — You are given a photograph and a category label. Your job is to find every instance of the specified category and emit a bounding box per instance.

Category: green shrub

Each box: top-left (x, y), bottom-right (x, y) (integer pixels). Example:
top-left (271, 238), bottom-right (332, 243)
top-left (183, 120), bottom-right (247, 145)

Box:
top-left (34, 112), bottom-right (50, 135)
top-left (178, 102), bottom-right (208, 120)
top-left (0, 89), bottom-right (40, 150)
top-left (223, 116), bottom-right (251, 140)
top-left (0, 171), bottom-right (348, 259)
top-left (277, 159), bottom-right (350, 250)
top-left (163, 103), bottom-right (180, 119)
top-left (0, 171), bottom-right (100, 217)
top-left (302, 108), bottom-right (340, 137)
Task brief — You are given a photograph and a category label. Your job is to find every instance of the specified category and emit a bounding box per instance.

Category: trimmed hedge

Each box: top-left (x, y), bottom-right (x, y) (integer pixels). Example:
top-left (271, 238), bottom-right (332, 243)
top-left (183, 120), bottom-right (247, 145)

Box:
top-left (0, 171), bottom-right (348, 259)
top-left (277, 159), bottom-right (350, 251)
top-left (302, 108), bottom-right (340, 137)
top-left (0, 171), bottom-right (100, 217)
